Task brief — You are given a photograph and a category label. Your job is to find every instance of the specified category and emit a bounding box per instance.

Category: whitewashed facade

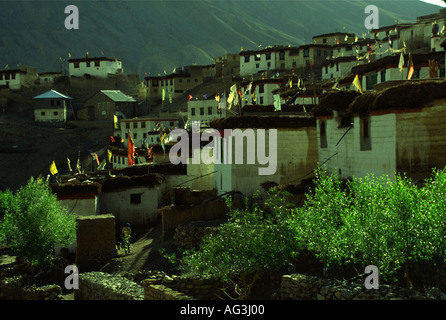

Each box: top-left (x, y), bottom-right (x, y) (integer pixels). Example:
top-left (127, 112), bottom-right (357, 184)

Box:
top-left (69, 57), bottom-right (123, 78)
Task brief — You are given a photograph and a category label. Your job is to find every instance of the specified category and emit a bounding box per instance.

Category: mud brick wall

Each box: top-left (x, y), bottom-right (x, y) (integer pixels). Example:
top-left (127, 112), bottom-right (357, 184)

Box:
top-left (75, 214), bottom-right (118, 272)
top-left (158, 199), bottom-right (229, 237)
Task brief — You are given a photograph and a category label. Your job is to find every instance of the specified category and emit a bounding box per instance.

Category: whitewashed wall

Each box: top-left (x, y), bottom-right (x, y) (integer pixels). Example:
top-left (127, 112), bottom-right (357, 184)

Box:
top-left (318, 112), bottom-right (397, 180)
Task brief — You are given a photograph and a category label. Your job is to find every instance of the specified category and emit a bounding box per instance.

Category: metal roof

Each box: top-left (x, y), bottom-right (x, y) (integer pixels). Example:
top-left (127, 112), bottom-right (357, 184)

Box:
top-left (33, 90), bottom-right (73, 100)
top-left (99, 90), bottom-right (136, 102)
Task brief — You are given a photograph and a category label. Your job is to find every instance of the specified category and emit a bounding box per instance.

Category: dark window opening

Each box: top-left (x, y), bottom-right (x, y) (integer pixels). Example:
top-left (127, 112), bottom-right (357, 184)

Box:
top-left (320, 120), bottom-right (327, 149)
top-left (130, 193), bottom-right (142, 204)
top-left (360, 117), bottom-right (371, 151)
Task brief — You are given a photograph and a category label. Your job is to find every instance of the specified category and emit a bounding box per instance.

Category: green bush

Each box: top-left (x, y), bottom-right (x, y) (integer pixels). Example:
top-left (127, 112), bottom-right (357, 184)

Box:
top-left (179, 190), bottom-right (300, 299)
top-left (0, 178), bottom-right (77, 266)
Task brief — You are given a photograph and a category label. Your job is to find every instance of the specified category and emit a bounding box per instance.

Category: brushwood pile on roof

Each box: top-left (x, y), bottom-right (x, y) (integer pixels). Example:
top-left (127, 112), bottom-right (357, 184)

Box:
top-left (210, 115), bottom-right (315, 129)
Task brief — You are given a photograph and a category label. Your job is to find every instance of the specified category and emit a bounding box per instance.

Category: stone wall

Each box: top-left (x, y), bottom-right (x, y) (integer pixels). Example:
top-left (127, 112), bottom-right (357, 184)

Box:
top-left (75, 214), bottom-right (118, 272)
top-left (74, 272), bottom-right (144, 300)
top-left (142, 273), bottom-right (226, 300)
top-left (173, 219), bottom-right (225, 249)
top-left (281, 273), bottom-right (446, 300)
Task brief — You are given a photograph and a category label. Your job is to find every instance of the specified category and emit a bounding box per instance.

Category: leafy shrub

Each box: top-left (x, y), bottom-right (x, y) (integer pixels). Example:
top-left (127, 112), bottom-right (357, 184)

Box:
top-left (0, 178), bottom-right (77, 266)
top-left (179, 190), bottom-right (300, 299)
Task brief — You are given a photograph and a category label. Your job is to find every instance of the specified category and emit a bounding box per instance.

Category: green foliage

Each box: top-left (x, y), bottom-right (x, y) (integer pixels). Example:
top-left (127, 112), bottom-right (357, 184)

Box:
top-left (0, 178), bottom-right (77, 266)
top-left (179, 190), bottom-right (300, 299)
top-left (179, 167), bottom-right (446, 295)
top-left (0, 188), bottom-right (13, 221)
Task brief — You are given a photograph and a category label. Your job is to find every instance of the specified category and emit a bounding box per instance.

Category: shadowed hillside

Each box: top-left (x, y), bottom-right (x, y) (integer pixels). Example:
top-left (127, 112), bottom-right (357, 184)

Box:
top-left (0, 0), bottom-right (439, 78)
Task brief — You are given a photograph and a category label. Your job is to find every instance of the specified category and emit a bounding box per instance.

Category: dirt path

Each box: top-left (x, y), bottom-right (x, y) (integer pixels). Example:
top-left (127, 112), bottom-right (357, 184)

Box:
top-left (103, 223), bottom-right (178, 275)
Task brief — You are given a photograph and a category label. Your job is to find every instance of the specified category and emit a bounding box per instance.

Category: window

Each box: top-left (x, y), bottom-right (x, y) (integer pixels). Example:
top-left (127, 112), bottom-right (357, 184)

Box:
top-left (191, 108), bottom-right (195, 116)
top-left (141, 122), bottom-right (146, 129)
top-left (279, 52), bottom-right (285, 60)
top-left (153, 81), bottom-right (159, 86)
top-left (319, 120), bottom-right (327, 148)
top-left (267, 62), bottom-right (271, 68)
top-left (94, 61), bottom-right (100, 67)
top-left (200, 107), bottom-right (204, 116)
top-left (130, 193), bottom-right (142, 205)
top-left (170, 121), bottom-right (174, 127)
top-left (360, 117), bottom-right (371, 151)
top-left (125, 122), bottom-right (130, 129)
top-left (265, 53), bottom-right (271, 60)
top-left (51, 100), bottom-right (55, 106)
top-left (380, 71), bottom-right (386, 83)
top-left (292, 61), bottom-right (297, 67)
top-left (255, 54), bottom-right (261, 61)
top-left (325, 66), bottom-right (328, 74)
top-left (133, 133), bottom-right (137, 139)
top-left (259, 84), bottom-right (264, 93)
top-left (323, 38), bottom-right (327, 43)
top-left (41, 112), bottom-right (45, 116)
top-left (336, 63), bottom-right (339, 72)
top-left (412, 68), bottom-right (420, 79)
top-left (256, 63), bottom-right (260, 69)
top-left (170, 79), bottom-right (173, 85)
top-left (208, 107), bottom-right (212, 115)
top-left (53, 111), bottom-right (58, 116)
top-left (366, 73), bottom-right (378, 90)
top-left (317, 50), bottom-right (321, 56)
top-left (57, 100), bottom-right (61, 106)
top-left (133, 122), bottom-right (138, 128)
top-left (259, 96), bottom-right (264, 104)
top-left (74, 62), bottom-right (80, 68)
top-left (86, 62), bottom-right (91, 67)
top-left (244, 56), bottom-right (250, 63)
top-left (280, 63), bottom-right (285, 69)
top-left (303, 49), bottom-right (309, 57)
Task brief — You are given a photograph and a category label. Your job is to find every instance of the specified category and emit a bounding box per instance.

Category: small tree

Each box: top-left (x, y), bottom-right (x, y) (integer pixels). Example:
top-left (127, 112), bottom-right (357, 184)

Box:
top-left (0, 178), bottom-right (77, 266)
top-left (179, 190), bottom-right (300, 299)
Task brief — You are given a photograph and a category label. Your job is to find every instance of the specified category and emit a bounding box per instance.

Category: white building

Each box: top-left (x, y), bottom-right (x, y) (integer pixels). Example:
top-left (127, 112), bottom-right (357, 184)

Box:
top-left (314, 81), bottom-right (446, 181)
top-left (211, 116), bottom-right (318, 195)
top-left (68, 56), bottom-right (123, 78)
top-left (187, 99), bottom-right (226, 127)
top-left (0, 66), bottom-right (38, 90)
top-left (33, 90), bottom-right (73, 123)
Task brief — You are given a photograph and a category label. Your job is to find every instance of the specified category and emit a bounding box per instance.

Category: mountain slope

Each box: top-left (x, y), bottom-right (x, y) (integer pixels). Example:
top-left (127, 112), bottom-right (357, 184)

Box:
top-left (0, 0), bottom-right (440, 78)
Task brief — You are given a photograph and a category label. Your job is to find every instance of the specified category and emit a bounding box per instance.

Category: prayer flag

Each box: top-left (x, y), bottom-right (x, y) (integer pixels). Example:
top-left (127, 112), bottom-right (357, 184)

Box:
top-left (107, 149), bottom-right (112, 162)
top-left (188, 94), bottom-right (192, 101)
top-left (398, 53), bottom-right (404, 72)
top-left (273, 95), bottom-right (281, 111)
top-left (128, 133), bottom-right (134, 166)
top-left (94, 153), bottom-right (100, 166)
top-left (67, 157), bottom-right (72, 172)
top-left (98, 159), bottom-right (106, 170)
top-left (353, 75), bottom-right (363, 93)
top-left (407, 53), bottom-right (414, 80)
top-left (50, 161), bottom-right (58, 175)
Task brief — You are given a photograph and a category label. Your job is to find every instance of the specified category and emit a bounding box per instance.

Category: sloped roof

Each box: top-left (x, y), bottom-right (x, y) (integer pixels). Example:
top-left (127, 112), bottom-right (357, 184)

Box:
top-left (33, 90), bottom-right (73, 100)
top-left (98, 90), bottom-right (136, 102)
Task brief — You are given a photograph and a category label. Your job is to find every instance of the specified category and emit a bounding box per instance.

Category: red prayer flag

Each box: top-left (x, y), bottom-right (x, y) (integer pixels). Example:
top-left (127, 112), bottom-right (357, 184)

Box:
top-left (128, 134), bottom-right (134, 166)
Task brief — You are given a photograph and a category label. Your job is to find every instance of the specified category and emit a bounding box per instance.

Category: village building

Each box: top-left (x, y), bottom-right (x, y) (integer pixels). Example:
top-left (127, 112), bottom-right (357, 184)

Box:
top-left (0, 66), bottom-right (38, 90)
top-left (68, 56), bottom-right (124, 78)
top-left (78, 89), bottom-right (137, 121)
top-left (187, 99), bottom-right (227, 127)
top-left (209, 116), bottom-right (318, 195)
top-left (118, 116), bottom-right (180, 148)
top-left (32, 89), bottom-right (73, 123)
top-left (312, 32), bottom-right (356, 46)
top-left (51, 166), bottom-right (165, 225)
top-left (321, 56), bottom-right (361, 80)
top-left (37, 71), bottom-right (62, 85)
top-left (350, 51), bottom-right (445, 92)
top-left (313, 80), bottom-right (446, 181)
top-left (213, 53), bottom-right (240, 78)
top-left (239, 77), bottom-right (292, 107)
top-left (144, 65), bottom-right (208, 101)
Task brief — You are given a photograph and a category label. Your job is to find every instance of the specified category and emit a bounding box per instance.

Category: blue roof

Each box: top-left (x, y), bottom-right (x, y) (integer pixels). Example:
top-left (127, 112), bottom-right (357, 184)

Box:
top-left (33, 90), bottom-right (73, 100)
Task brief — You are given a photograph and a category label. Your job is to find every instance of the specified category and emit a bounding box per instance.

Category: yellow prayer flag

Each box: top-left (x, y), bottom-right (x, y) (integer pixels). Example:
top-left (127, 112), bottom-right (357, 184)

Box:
top-left (49, 161), bottom-right (58, 175)
top-left (107, 149), bottom-right (112, 162)
top-left (352, 75), bottom-right (363, 93)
